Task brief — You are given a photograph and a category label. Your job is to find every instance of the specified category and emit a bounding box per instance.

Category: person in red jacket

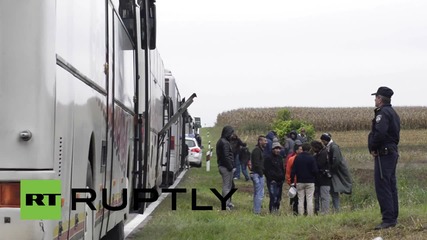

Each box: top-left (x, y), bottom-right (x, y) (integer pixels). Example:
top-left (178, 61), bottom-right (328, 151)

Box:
top-left (286, 143), bottom-right (303, 215)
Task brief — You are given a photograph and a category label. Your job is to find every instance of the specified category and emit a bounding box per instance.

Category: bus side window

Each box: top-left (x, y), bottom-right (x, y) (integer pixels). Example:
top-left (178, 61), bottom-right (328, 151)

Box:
top-left (119, 0), bottom-right (136, 41)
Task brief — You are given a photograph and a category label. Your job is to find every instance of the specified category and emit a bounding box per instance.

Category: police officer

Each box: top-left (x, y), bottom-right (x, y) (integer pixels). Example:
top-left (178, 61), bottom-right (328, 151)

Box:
top-left (368, 86), bottom-right (400, 230)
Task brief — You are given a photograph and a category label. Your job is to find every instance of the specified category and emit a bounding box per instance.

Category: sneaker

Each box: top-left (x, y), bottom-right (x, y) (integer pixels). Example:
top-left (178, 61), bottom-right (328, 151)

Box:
top-left (270, 208), bottom-right (279, 214)
top-left (254, 212), bottom-right (264, 217)
top-left (227, 203), bottom-right (235, 208)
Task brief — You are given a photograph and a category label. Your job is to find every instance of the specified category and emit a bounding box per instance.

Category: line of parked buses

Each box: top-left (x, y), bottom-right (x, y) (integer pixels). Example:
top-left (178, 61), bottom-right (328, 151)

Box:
top-left (0, 0), bottom-right (201, 239)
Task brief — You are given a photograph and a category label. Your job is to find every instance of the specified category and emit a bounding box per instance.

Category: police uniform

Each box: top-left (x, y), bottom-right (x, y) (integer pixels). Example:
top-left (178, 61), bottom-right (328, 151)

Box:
top-left (368, 86), bottom-right (400, 229)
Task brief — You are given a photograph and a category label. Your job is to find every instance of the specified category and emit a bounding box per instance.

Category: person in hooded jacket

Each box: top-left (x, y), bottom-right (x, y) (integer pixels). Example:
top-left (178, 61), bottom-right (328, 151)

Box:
top-left (284, 130), bottom-right (298, 157)
top-left (264, 141), bottom-right (285, 213)
top-left (216, 126), bottom-right (236, 209)
top-left (263, 130), bottom-right (277, 158)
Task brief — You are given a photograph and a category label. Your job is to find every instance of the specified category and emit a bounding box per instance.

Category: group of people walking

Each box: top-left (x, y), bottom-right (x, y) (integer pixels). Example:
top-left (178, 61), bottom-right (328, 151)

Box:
top-left (216, 86), bottom-right (401, 230)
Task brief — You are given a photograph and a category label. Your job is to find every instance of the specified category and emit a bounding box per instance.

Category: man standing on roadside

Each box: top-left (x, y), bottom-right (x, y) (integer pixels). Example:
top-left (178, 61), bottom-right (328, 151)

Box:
top-left (264, 141), bottom-right (285, 213)
top-left (216, 125), bottom-right (236, 210)
top-left (368, 86), bottom-right (401, 230)
top-left (251, 135), bottom-right (267, 214)
top-left (230, 133), bottom-right (244, 180)
top-left (286, 142), bottom-right (304, 215)
top-left (320, 133), bottom-right (352, 213)
top-left (290, 143), bottom-right (318, 216)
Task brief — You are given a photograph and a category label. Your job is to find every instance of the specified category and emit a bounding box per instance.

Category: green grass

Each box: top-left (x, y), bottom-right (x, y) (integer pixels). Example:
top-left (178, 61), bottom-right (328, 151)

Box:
top-left (128, 127), bottom-right (427, 240)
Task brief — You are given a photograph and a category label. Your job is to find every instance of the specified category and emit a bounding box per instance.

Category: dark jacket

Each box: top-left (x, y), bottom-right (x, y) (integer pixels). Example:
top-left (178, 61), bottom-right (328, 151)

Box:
top-left (239, 146), bottom-right (251, 166)
top-left (368, 104), bottom-right (400, 153)
top-left (314, 147), bottom-right (331, 186)
top-left (195, 134), bottom-right (202, 147)
top-left (264, 153), bottom-right (285, 182)
top-left (290, 151), bottom-right (318, 184)
top-left (230, 135), bottom-right (243, 156)
top-left (216, 126), bottom-right (235, 171)
top-left (251, 145), bottom-right (264, 176)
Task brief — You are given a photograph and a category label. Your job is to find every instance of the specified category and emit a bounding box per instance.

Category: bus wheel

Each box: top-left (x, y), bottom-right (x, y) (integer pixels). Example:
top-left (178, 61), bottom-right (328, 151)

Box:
top-left (101, 221), bottom-right (124, 240)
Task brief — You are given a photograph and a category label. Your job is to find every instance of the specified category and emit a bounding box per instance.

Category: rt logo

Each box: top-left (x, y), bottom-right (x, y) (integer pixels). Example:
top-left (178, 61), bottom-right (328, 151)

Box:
top-left (20, 180), bottom-right (61, 220)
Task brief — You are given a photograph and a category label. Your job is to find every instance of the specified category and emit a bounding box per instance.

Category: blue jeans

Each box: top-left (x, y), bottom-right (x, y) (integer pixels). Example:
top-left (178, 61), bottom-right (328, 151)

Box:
top-left (233, 154), bottom-right (241, 178)
top-left (267, 180), bottom-right (283, 212)
top-left (234, 154), bottom-right (249, 180)
top-left (240, 163), bottom-right (249, 181)
top-left (251, 173), bottom-right (264, 214)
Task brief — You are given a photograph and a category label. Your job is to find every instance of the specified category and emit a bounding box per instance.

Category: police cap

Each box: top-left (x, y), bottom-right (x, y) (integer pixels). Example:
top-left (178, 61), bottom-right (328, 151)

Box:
top-left (371, 86), bottom-right (394, 98)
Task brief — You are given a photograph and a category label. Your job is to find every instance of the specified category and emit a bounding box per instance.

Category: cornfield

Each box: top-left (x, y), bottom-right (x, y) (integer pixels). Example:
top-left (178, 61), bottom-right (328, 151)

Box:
top-left (215, 106), bottom-right (427, 131)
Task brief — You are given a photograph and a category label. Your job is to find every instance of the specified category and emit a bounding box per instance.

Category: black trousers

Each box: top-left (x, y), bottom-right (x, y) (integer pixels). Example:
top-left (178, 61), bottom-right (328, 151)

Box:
top-left (374, 152), bottom-right (399, 224)
top-left (290, 195), bottom-right (307, 215)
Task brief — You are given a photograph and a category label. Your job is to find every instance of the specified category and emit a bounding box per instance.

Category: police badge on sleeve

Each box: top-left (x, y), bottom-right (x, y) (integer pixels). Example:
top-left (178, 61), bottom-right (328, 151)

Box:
top-left (376, 115), bottom-right (382, 123)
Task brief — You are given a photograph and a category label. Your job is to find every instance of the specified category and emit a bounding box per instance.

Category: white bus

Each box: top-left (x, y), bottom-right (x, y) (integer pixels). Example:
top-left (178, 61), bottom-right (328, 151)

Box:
top-left (161, 70), bottom-right (195, 186)
top-left (0, 0), bottom-right (195, 239)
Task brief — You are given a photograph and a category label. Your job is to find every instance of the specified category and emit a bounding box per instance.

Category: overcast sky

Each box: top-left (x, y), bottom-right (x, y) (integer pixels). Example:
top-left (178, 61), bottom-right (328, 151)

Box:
top-left (156, 0), bottom-right (427, 127)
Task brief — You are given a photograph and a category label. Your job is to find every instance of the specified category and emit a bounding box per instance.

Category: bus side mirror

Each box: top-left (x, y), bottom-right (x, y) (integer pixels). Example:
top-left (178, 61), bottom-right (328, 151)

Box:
top-left (140, 0), bottom-right (156, 50)
top-left (148, 1), bottom-right (156, 49)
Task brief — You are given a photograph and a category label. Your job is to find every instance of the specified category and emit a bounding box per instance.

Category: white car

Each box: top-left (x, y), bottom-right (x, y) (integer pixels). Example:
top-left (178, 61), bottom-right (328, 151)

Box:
top-left (185, 137), bottom-right (202, 168)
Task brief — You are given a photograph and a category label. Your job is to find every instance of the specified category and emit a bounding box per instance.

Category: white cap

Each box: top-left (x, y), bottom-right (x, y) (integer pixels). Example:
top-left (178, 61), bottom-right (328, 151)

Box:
top-left (288, 186), bottom-right (297, 198)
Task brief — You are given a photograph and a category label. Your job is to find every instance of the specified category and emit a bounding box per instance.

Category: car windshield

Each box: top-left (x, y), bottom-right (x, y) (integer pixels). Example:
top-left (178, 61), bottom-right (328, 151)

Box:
top-left (186, 139), bottom-right (196, 147)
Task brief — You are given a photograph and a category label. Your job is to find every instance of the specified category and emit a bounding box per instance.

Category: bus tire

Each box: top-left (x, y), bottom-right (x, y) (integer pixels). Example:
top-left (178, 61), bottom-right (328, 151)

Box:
top-left (101, 221), bottom-right (124, 240)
